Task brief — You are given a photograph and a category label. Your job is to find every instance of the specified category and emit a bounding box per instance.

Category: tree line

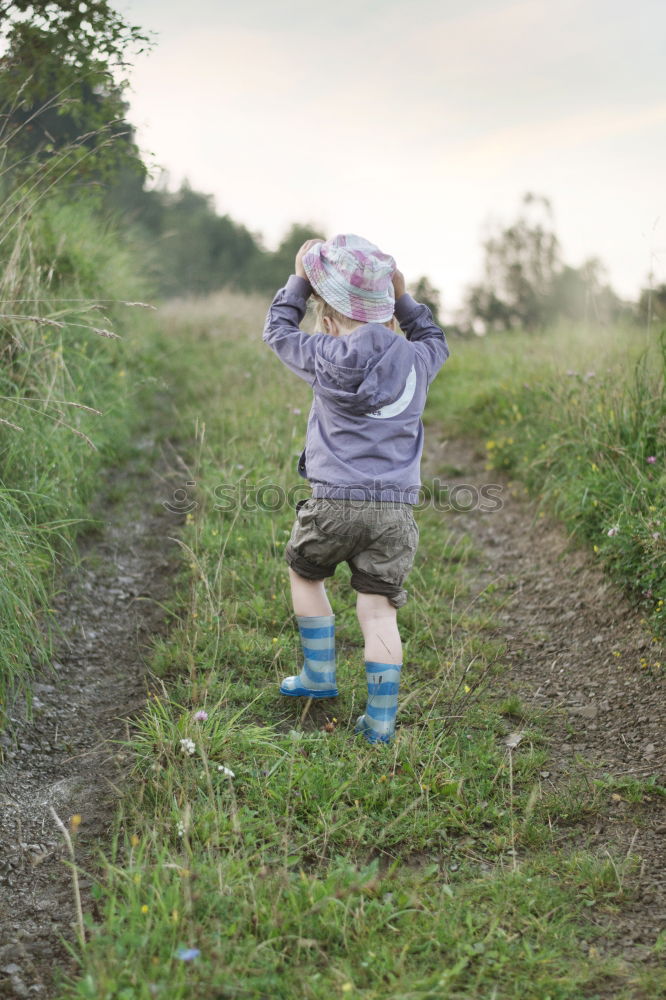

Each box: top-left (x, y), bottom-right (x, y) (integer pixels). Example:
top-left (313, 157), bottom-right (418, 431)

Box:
top-left (2, 1), bottom-right (663, 331)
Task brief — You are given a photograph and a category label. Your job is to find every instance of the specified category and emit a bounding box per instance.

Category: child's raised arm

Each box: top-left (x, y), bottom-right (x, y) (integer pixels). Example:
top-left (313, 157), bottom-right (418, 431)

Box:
top-left (262, 240), bottom-right (324, 384)
top-left (392, 268), bottom-right (450, 384)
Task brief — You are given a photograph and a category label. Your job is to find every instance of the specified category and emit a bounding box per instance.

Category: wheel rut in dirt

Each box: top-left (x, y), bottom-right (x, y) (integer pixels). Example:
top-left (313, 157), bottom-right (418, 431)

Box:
top-left (0, 436), bottom-right (184, 999)
top-left (427, 434), bottom-right (666, 976)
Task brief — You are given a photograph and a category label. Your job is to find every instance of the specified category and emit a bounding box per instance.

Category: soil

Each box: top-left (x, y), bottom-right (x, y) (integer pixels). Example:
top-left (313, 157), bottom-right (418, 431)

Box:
top-left (426, 434), bottom-right (666, 983)
top-left (1, 426), bottom-right (663, 997)
top-left (0, 436), bottom-right (184, 999)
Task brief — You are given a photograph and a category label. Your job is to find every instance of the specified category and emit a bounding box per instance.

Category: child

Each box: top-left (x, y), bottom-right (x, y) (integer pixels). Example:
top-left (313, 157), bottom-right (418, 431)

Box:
top-left (263, 234), bottom-right (449, 743)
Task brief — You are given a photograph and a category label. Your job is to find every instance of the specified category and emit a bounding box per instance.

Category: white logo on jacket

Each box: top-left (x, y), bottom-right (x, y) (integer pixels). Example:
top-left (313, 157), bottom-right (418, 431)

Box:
top-left (365, 365), bottom-right (417, 419)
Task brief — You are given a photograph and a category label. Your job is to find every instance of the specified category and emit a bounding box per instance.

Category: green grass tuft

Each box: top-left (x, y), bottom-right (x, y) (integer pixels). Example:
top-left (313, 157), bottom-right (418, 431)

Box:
top-left (428, 321), bottom-right (666, 641)
top-left (53, 297), bottom-right (666, 999)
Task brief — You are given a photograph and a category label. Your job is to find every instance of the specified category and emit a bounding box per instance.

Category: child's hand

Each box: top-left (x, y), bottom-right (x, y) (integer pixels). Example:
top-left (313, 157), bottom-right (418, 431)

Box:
top-left (392, 268), bottom-right (406, 301)
top-left (295, 239), bottom-right (323, 279)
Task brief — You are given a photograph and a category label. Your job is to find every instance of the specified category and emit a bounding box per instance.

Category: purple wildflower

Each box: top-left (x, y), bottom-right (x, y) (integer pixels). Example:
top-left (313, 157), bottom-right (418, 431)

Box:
top-left (647, 456), bottom-right (657, 464)
top-left (193, 710), bottom-right (208, 722)
top-left (176, 947), bottom-right (200, 962)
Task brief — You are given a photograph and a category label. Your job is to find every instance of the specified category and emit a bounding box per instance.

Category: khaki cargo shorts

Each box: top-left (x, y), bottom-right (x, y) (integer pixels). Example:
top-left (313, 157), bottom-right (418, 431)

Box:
top-left (285, 497), bottom-right (419, 609)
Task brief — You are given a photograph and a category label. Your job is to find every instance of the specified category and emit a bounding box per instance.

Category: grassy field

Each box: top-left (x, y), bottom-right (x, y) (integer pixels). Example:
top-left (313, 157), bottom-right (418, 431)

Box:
top-left (54, 293), bottom-right (665, 999)
top-left (0, 196), bottom-right (164, 720)
top-left (427, 318), bottom-right (665, 642)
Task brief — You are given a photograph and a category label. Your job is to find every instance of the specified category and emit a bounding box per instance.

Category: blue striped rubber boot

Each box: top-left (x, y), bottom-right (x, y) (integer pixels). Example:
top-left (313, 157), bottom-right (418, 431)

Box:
top-left (280, 614), bottom-right (338, 698)
top-left (355, 662), bottom-right (401, 743)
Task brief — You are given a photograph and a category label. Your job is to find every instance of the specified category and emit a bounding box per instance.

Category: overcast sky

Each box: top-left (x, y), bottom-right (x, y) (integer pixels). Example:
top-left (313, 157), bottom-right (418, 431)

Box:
top-left (119, 0), bottom-right (666, 309)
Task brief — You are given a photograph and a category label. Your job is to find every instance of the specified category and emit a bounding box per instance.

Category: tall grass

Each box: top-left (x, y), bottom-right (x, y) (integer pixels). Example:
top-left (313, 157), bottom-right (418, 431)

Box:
top-left (428, 319), bottom-right (666, 642)
top-left (0, 190), bottom-right (157, 719)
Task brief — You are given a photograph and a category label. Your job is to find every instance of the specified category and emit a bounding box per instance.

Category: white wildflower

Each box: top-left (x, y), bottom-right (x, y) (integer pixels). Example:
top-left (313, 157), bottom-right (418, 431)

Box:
top-left (179, 737), bottom-right (196, 756)
top-left (217, 765), bottom-right (235, 778)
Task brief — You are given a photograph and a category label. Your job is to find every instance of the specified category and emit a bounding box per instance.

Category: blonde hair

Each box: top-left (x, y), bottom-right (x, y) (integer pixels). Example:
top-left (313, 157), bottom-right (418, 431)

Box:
top-left (311, 292), bottom-right (395, 333)
top-left (311, 292), bottom-right (358, 331)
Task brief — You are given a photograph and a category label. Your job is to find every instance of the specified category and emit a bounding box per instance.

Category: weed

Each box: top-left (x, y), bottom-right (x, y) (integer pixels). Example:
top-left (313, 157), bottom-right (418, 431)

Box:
top-left (428, 322), bottom-right (666, 640)
top-left (53, 297), bottom-right (666, 998)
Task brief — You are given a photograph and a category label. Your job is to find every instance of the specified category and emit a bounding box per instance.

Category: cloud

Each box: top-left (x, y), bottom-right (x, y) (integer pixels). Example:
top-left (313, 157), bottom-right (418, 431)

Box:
top-left (442, 102), bottom-right (666, 171)
top-left (123, 0), bottom-right (666, 303)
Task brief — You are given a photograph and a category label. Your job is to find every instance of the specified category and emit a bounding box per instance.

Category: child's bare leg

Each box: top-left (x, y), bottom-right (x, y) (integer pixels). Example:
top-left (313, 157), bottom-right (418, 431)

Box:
top-left (289, 567), bottom-right (333, 617)
top-left (280, 568), bottom-right (337, 698)
top-left (355, 592), bottom-right (402, 743)
top-left (356, 592), bottom-right (402, 664)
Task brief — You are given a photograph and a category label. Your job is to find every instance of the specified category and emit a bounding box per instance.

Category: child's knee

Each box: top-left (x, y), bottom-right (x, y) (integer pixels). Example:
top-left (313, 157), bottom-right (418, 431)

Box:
top-left (288, 566), bottom-right (311, 583)
top-left (356, 592), bottom-right (397, 622)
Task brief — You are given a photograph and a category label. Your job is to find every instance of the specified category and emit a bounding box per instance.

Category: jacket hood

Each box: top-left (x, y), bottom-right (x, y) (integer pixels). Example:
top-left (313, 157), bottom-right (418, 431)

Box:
top-left (313, 324), bottom-right (414, 414)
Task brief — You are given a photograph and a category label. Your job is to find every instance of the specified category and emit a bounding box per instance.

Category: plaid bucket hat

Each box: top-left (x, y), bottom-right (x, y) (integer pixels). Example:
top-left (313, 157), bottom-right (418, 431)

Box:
top-left (302, 234), bottom-right (396, 323)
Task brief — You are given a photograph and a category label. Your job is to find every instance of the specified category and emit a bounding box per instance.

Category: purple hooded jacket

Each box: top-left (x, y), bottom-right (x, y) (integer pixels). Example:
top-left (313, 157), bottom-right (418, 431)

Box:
top-left (263, 275), bottom-right (450, 504)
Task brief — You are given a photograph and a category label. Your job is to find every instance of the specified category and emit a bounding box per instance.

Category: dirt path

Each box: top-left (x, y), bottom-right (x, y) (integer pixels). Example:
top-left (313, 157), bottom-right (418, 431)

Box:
top-left (1, 421), bottom-right (663, 996)
top-left (0, 435), bottom-right (183, 999)
top-left (427, 435), bottom-right (666, 980)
